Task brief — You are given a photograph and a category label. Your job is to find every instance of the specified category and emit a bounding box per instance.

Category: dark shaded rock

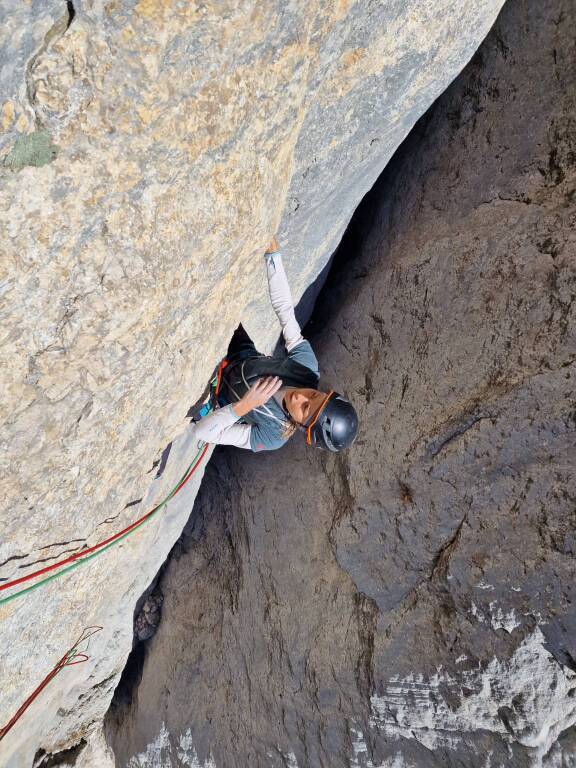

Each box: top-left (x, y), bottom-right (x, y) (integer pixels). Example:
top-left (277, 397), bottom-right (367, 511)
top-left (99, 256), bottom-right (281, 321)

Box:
top-left (106, 0), bottom-right (576, 765)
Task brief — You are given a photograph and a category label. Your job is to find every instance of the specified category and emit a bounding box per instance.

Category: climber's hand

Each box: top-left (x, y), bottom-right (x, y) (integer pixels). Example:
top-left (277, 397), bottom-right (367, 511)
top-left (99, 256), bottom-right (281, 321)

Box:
top-left (232, 376), bottom-right (282, 417)
top-left (265, 236), bottom-right (279, 254)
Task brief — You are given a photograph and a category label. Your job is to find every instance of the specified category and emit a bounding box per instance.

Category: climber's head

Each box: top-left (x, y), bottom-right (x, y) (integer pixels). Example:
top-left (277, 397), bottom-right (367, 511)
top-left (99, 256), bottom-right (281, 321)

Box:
top-left (283, 387), bottom-right (358, 452)
top-left (283, 388), bottom-right (326, 426)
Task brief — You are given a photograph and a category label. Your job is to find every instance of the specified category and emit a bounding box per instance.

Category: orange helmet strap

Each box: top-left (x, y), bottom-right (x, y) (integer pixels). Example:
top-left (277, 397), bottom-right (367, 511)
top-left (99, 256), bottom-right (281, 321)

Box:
top-left (306, 390), bottom-right (334, 446)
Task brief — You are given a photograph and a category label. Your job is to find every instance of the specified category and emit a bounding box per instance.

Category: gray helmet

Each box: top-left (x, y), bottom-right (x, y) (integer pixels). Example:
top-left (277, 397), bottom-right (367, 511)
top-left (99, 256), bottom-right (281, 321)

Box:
top-left (305, 391), bottom-right (358, 452)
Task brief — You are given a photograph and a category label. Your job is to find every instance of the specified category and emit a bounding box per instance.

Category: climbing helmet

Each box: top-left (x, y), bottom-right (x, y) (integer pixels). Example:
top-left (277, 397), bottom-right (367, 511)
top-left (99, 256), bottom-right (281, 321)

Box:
top-left (305, 390), bottom-right (358, 451)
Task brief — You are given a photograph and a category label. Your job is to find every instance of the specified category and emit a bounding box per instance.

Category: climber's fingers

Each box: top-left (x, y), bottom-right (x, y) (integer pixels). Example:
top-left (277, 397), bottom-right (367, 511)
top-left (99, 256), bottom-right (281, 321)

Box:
top-left (253, 376), bottom-right (282, 398)
top-left (265, 235), bottom-right (279, 253)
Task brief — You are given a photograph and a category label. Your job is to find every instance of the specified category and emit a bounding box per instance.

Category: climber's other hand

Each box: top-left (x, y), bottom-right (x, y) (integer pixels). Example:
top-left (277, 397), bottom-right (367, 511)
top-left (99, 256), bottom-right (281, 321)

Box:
top-left (244, 376), bottom-right (282, 408)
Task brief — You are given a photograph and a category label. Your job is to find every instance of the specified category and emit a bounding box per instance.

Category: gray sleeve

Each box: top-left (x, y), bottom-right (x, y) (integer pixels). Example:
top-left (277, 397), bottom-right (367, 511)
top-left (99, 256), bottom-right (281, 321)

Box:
top-left (287, 339), bottom-right (320, 378)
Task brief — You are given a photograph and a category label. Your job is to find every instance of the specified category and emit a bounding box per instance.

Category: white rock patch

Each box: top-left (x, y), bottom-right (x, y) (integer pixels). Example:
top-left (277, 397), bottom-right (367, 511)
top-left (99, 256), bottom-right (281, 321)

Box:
top-left (476, 581), bottom-right (495, 590)
top-left (350, 727), bottom-right (414, 768)
top-left (470, 600), bottom-right (522, 633)
top-left (126, 724), bottom-right (215, 768)
top-left (370, 629), bottom-right (576, 764)
top-left (127, 722), bottom-right (171, 768)
top-left (488, 602), bottom-right (521, 634)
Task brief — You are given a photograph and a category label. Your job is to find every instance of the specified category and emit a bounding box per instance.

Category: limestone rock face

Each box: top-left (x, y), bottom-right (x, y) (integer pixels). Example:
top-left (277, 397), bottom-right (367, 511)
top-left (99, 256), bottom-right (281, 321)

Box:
top-left (0, 1), bottom-right (507, 765)
top-left (106, 0), bottom-right (576, 766)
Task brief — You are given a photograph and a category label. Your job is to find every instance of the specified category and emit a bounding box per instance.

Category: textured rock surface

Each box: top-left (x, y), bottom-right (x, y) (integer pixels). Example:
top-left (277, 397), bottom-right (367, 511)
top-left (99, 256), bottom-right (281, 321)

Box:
top-left (106, 0), bottom-right (576, 765)
top-left (0, 1), bottom-right (507, 765)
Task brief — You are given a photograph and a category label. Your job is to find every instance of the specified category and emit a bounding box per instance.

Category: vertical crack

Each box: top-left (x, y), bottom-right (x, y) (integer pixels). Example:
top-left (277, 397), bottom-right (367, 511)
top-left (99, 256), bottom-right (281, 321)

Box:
top-left (24, 1), bottom-right (77, 129)
top-left (66, 1), bottom-right (76, 30)
top-left (429, 515), bottom-right (467, 583)
top-left (354, 592), bottom-right (378, 702)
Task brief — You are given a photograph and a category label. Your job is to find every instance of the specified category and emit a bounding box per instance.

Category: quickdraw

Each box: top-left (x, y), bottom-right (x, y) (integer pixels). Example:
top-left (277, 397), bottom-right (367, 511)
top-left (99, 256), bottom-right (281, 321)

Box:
top-left (0, 626), bottom-right (103, 742)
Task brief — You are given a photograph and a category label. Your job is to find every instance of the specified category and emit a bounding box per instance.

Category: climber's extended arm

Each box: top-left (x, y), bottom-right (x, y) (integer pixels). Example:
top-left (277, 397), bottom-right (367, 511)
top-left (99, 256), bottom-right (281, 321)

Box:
top-left (264, 249), bottom-right (304, 352)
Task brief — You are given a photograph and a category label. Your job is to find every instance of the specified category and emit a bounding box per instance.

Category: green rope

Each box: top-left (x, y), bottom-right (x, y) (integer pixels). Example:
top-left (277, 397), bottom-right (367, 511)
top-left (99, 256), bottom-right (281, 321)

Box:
top-left (0, 441), bottom-right (207, 607)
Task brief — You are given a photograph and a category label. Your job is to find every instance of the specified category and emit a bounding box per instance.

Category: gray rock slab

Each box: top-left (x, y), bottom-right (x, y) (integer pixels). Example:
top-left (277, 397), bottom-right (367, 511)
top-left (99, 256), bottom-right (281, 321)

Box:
top-left (105, 0), bottom-right (576, 766)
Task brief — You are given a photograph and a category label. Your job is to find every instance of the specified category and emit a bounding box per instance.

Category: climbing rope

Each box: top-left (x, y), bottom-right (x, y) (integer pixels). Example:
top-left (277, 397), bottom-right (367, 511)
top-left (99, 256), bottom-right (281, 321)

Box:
top-left (0, 626), bottom-right (103, 742)
top-left (0, 361), bottom-right (228, 607)
top-left (0, 444), bottom-right (208, 606)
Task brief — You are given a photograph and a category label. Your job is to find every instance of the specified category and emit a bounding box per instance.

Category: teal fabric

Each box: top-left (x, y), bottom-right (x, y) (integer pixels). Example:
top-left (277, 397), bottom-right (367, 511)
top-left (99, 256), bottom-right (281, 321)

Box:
top-left (245, 398), bottom-right (290, 453)
top-left (287, 339), bottom-right (320, 378)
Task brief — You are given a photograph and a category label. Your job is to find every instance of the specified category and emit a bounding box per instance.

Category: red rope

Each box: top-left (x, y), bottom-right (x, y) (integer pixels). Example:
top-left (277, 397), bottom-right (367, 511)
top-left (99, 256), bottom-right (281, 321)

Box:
top-left (0, 360), bottom-right (230, 743)
top-left (0, 445), bottom-right (208, 595)
top-left (0, 359), bottom-right (228, 597)
top-left (0, 627), bottom-right (102, 742)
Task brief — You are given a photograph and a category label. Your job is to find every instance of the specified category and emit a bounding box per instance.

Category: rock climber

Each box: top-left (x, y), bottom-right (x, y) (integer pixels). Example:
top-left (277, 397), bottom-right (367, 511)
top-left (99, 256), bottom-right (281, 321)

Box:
top-left (192, 236), bottom-right (358, 452)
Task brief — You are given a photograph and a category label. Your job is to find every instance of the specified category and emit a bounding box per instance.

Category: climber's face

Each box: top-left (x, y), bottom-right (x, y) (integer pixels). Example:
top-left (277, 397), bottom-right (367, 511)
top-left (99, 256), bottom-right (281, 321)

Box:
top-left (283, 388), bottom-right (328, 426)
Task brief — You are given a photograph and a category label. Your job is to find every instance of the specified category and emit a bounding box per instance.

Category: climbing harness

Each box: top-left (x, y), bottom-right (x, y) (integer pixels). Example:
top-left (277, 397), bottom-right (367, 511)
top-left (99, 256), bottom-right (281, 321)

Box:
top-left (0, 361), bottom-right (229, 607)
top-left (194, 358), bottom-right (229, 420)
top-left (0, 626), bottom-right (102, 742)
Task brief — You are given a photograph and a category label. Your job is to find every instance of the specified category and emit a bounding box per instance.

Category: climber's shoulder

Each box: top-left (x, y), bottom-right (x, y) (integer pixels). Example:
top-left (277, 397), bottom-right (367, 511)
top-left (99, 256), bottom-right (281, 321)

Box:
top-left (287, 338), bottom-right (319, 378)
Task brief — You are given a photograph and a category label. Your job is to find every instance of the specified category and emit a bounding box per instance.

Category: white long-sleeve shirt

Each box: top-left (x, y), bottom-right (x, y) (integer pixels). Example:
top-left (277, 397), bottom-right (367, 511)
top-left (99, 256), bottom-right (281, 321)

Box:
top-left (265, 250), bottom-right (304, 352)
top-left (191, 250), bottom-right (307, 450)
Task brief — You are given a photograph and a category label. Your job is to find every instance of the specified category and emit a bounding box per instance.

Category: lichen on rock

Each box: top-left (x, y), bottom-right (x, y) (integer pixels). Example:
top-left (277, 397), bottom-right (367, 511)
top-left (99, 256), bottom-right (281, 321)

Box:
top-left (1, 129), bottom-right (59, 169)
